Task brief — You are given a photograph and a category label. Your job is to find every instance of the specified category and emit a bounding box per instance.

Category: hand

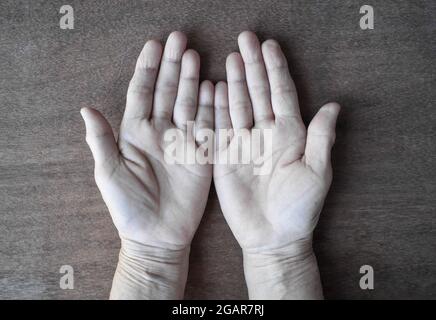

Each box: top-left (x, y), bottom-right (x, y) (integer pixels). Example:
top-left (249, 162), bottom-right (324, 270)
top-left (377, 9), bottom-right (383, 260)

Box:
top-left (81, 31), bottom-right (214, 299)
top-left (214, 31), bottom-right (340, 299)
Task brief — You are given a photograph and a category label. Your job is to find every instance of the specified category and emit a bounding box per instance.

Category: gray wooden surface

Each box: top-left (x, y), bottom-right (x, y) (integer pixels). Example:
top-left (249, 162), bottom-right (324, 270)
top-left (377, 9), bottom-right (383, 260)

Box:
top-left (0, 0), bottom-right (435, 299)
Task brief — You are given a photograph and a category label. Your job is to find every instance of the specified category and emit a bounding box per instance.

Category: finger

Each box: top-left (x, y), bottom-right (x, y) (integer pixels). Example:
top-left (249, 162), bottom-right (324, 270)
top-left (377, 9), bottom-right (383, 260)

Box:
top-left (226, 52), bottom-right (253, 129)
top-left (195, 80), bottom-right (214, 142)
top-left (304, 102), bottom-right (340, 174)
top-left (213, 81), bottom-right (232, 163)
top-left (214, 81), bottom-right (231, 130)
top-left (261, 39), bottom-right (301, 120)
top-left (238, 31), bottom-right (273, 123)
top-left (80, 107), bottom-right (119, 167)
top-left (152, 31), bottom-right (187, 119)
top-left (173, 49), bottom-right (200, 130)
top-left (124, 40), bottom-right (163, 121)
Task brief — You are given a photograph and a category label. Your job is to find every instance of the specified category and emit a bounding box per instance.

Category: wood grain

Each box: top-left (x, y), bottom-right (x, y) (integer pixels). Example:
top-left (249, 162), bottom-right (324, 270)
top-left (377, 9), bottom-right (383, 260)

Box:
top-left (0, 0), bottom-right (435, 299)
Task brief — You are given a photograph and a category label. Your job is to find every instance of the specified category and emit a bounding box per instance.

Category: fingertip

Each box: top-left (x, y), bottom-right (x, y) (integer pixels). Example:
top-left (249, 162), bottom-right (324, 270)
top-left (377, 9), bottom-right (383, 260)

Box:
top-left (261, 39), bottom-right (283, 60)
top-left (182, 49), bottom-right (200, 65)
top-left (184, 48), bottom-right (199, 58)
top-left (238, 30), bottom-right (258, 45)
top-left (202, 79), bottom-right (214, 86)
top-left (167, 30), bottom-right (187, 46)
top-left (199, 80), bottom-right (214, 100)
top-left (200, 79), bottom-right (214, 92)
top-left (164, 31), bottom-right (188, 61)
top-left (144, 39), bottom-right (163, 51)
top-left (215, 80), bottom-right (228, 99)
top-left (226, 52), bottom-right (242, 67)
top-left (136, 40), bottom-right (163, 70)
top-left (145, 39), bottom-right (163, 55)
top-left (323, 102), bottom-right (341, 114)
top-left (80, 108), bottom-right (87, 124)
top-left (238, 30), bottom-right (251, 40)
top-left (226, 53), bottom-right (245, 80)
top-left (262, 39), bottom-right (280, 49)
top-left (180, 49), bottom-right (200, 79)
top-left (168, 30), bottom-right (186, 40)
top-left (238, 31), bottom-right (263, 64)
top-left (320, 102), bottom-right (341, 125)
top-left (261, 39), bottom-right (284, 64)
top-left (80, 107), bottom-right (94, 121)
top-left (215, 80), bottom-right (227, 90)
top-left (214, 81), bottom-right (228, 103)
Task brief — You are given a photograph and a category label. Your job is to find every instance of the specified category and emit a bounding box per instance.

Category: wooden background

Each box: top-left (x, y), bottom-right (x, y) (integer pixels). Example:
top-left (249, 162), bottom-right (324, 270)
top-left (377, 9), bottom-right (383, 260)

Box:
top-left (0, 0), bottom-right (435, 299)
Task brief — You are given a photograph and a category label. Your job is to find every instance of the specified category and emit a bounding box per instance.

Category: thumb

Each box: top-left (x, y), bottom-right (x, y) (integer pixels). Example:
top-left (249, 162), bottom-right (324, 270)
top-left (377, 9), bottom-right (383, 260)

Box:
top-left (80, 107), bottom-right (119, 167)
top-left (304, 102), bottom-right (340, 174)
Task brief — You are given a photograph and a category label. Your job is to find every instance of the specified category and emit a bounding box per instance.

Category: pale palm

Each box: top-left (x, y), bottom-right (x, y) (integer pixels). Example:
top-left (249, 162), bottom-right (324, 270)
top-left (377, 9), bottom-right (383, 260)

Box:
top-left (215, 118), bottom-right (332, 252)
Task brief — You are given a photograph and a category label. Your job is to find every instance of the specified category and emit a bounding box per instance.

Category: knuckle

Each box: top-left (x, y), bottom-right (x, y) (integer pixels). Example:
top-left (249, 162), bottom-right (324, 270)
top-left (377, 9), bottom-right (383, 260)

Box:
top-left (249, 83), bottom-right (270, 95)
top-left (231, 100), bottom-right (252, 112)
top-left (176, 97), bottom-right (197, 110)
top-left (128, 82), bottom-right (153, 97)
top-left (272, 84), bottom-right (294, 95)
top-left (196, 119), bottom-right (213, 129)
top-left (155, 80), bottom-right (178, 94)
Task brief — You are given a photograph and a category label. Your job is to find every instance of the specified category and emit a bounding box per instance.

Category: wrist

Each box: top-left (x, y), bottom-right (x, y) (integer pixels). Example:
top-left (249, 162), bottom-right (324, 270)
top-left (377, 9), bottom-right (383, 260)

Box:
top-left (242, 238), bottom-right (323, 299)
top-left (243, 237), bottom-right (314, 259)
top-left (110, 238), bottom-right (190, 300)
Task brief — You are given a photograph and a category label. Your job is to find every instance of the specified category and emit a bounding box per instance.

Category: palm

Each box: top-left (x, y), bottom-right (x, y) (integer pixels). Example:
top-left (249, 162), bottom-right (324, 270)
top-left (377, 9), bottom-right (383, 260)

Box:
top-left (215, 118), bottom-right (330, 251)
top-left (95, 119), bottom-right (211, 248)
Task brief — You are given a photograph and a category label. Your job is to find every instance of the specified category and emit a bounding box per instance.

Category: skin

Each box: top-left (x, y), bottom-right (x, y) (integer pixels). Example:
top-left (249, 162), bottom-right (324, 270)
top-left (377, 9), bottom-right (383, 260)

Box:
top-left (81, 31), bottom-right (214, 299)
top-left (81, 31), bottom-right (340, 300)
top-left (214, 31), bottom-right (340, 299)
